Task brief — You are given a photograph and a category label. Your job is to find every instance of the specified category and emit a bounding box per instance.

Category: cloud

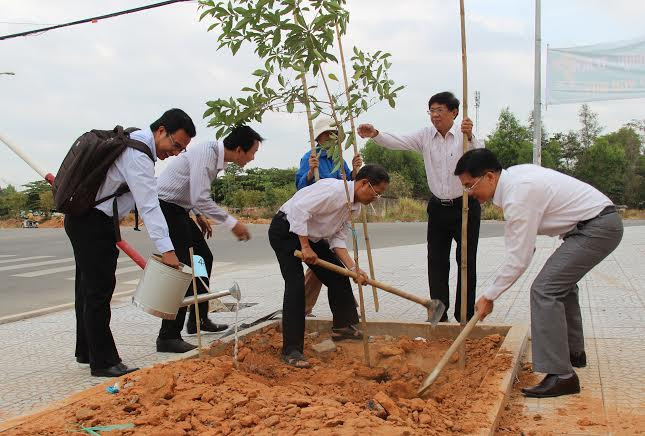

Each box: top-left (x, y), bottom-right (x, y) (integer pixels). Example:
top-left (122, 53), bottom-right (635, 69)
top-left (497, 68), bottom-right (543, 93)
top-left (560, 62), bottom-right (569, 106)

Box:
top-left (1, 0), bottom-right (643, 186)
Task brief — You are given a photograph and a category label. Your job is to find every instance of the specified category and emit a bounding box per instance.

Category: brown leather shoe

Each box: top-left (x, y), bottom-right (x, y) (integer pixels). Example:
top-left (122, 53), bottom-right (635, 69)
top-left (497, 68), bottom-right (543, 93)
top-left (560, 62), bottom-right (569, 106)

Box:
top-left (522, 373), bottom-right (580, 398)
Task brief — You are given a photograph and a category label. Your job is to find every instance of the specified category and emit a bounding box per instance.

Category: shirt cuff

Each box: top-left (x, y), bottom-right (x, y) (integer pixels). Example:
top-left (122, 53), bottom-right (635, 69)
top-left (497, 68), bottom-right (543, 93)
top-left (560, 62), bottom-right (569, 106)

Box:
top-left (328, 238), bottom-right (347, 250)
top-left (481, 286), bottom-right (502, 301)
top-left (221, 215), bottom-right (238, 231)
top-left (154, 237), bottom-right (174, 254)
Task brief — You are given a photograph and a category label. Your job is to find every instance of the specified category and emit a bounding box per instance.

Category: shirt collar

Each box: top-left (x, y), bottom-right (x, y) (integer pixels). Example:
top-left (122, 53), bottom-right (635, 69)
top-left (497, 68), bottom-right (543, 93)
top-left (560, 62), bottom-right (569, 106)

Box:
top-left (137, 127), bottom-right (157, 162)
top-left (430, 122), bottom-right (457, 139)
top-left (492, 169), bottom-right (508, 207)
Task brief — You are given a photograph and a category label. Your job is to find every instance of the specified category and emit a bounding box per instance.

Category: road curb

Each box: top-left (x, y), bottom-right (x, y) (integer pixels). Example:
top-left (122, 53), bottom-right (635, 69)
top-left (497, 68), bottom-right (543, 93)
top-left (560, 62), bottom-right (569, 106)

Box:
top-left (0, 289), bottom-right (136, 325)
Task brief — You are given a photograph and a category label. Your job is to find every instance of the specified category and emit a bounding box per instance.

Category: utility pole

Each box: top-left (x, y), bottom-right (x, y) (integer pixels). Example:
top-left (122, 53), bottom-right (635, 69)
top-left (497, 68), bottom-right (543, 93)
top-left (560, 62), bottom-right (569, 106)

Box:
top-left (474, 91), bottom-right (480, 138)
top-left (533, 0), bottom-right (542, 165)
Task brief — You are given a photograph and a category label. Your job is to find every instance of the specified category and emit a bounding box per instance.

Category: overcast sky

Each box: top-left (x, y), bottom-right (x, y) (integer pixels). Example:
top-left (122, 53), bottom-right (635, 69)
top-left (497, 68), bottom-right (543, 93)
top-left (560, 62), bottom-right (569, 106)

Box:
top-left (1, 0), bottom-right (644, 187)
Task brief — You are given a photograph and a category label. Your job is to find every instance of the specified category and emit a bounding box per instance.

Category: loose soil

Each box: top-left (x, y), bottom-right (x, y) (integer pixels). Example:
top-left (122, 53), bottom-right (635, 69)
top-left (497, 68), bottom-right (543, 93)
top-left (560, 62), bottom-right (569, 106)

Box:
top-left (6, 327), bottom-right (513, 435)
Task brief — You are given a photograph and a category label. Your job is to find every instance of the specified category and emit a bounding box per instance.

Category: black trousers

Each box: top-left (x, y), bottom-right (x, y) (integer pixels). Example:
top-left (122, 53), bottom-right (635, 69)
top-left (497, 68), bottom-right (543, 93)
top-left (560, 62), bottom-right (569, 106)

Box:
top-left (157, 200), bottom-right (213, 340)
top-left (427, 196), bottom-right (481, 321)
top-left (268, 212), bottom-right (359, 356)
top-left (64, 209), bottom-right (121, 370)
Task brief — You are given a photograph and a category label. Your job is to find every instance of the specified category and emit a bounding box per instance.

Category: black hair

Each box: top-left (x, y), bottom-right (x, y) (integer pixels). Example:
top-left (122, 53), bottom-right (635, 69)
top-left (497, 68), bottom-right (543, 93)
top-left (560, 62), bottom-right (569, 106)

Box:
top-left (223, 125), bottom-right (265, 152)
top-left (150, 108), bottom-right (196, 137)
top-left (454, 149), bottom-right (503, 177)
top-left (428, 91), bottom-right (460, 117)
top-left (355, 164), bottom-right (390, 185)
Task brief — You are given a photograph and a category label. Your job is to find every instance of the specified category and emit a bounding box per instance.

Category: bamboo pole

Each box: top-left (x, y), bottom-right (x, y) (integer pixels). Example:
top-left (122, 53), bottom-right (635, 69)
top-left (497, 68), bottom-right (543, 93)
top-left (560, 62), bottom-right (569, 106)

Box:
top-left (188, 247), bottom-right (203, 357)
top-left (318, 65), bottom-right (370, 367)
top-left (293, 10), bottom-right (319, 182)
top-left (458, 0), bottom-right (469, 370)
top-left (335, 23), bottom-right (379, 313)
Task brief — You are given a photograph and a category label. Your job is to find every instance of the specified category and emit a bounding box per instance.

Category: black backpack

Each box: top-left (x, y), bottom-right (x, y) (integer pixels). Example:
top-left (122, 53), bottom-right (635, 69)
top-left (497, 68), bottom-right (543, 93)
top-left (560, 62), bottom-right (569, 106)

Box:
top-left (53, 126), bottom-right (154, 235)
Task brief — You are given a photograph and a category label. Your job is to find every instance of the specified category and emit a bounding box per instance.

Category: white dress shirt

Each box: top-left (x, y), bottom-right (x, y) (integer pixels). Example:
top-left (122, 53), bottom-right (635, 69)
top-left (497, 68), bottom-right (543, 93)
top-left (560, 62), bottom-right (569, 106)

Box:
top-left (482, 165), bottom-right (613, 300)
top-left (279, 179), bottom-right (361, 250)
top-left (157, 141), bottom-right (237, 230)
top-left (374, 122), bottom-right (483, 199)
top-left (94, 128), bottom-right (173, 253)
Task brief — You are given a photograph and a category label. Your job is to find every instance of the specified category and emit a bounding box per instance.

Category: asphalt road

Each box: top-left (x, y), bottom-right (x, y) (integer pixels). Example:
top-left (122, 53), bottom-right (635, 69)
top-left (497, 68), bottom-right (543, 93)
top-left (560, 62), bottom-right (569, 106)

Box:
top-left (1, 220), bottom-right (643, 317)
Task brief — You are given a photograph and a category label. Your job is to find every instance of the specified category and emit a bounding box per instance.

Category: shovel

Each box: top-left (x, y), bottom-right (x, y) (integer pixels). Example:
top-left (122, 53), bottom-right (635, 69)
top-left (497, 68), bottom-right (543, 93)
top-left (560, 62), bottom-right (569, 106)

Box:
top-left (294, 250), bottom-right (445, 324)
top-left (417, 310), bottom-right (482, 396)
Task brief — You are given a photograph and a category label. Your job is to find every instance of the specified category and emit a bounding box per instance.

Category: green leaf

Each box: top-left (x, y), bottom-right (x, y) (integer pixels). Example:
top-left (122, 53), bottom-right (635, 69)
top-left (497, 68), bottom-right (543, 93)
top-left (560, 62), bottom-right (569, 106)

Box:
top-left (328, 73), bottom-right (339, 81)
top-left (252, 69), bottom-right (266, 76)
top-left (286, 101), bottom-right (294, 113)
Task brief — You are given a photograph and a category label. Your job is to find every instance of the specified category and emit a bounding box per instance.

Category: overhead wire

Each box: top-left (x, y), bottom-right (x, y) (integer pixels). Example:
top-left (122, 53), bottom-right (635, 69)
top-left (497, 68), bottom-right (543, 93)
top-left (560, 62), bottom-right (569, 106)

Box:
top-left (0, 0), bottom-right (194, 41)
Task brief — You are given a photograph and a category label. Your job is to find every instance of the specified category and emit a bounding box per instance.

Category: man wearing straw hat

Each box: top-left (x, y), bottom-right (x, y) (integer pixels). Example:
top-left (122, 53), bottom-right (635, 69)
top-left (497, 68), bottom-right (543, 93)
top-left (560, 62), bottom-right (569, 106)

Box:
top-left (269, 164), bottom-right (388, 368)
top-left (358, 91), bottom-right (482, 322)
top-left (295, 116), bottom-right (362, 317)
top-left (154, 125), bottom-right (264, 353)
top-left (455, 148), bottom-right (622, 398)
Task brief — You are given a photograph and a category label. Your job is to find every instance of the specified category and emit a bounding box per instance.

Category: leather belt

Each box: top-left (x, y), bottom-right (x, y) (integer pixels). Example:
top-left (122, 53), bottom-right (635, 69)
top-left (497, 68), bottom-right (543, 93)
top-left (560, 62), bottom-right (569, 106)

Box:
top-left (577, 205), bottom-right (617, 228)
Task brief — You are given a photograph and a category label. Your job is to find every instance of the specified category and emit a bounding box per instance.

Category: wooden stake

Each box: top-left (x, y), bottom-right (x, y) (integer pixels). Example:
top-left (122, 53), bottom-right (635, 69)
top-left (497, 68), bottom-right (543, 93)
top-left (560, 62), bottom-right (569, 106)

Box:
top-left (188, 247), bottom-right (203, 357)
top-left (335, 23), bottom-right (380, 312)
top-left (319, 65), bottom-right (370, 367)
top-left (294, 10), bottom-right (319, 182)
top-left (458, 0), bottom-right (469, 370)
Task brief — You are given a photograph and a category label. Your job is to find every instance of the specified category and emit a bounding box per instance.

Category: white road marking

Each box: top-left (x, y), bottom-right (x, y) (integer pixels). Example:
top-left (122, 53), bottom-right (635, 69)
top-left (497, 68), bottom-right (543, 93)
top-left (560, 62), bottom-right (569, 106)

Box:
top-left (0, 256), bottom-right (53, 265)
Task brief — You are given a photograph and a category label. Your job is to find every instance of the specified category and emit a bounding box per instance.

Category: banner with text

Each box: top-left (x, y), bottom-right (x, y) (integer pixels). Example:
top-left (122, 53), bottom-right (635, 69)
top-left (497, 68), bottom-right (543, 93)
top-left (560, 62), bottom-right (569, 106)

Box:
top-left (546, 37), bottom-right (645, 105)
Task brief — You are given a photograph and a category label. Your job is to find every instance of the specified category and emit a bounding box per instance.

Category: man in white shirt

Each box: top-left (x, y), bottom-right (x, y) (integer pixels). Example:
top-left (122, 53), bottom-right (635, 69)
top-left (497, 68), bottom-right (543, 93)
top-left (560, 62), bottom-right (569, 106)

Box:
top-left (455, 148), bottom-right (623, 398)
top-left (64, 108), bottom-right (196, 377)
top-left (358, 91), bottom-right (483, 322)
top-left (269, 164), bottom-right (389, 368)
top-left (155, 125), bottom-right (263, 353)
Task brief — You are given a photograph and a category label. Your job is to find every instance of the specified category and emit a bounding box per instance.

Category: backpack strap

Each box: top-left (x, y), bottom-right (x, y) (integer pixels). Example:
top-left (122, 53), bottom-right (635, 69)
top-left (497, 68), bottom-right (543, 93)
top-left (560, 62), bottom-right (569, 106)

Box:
top-left (96, 132), bottom-right (155, 240)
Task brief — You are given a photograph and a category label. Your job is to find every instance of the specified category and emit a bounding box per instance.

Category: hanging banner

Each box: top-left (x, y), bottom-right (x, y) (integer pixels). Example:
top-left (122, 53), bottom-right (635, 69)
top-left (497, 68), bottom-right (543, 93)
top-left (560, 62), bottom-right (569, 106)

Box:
top-left (546, 37), bottom-right (645, 105)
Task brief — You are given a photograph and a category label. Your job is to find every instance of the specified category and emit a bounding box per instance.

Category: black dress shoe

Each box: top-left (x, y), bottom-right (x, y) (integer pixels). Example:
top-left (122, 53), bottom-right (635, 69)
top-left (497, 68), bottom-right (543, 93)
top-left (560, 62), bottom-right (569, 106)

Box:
top-left (522, 373), bottom-right (580, 398)
top-left (156, 338), bottom-right (197, 353)
top-left (570, 351), bottom-right (587, 368)
top-left (91, 362), bottom-right (138, 378)
top-left (186, 318), bottom-right (228, 334)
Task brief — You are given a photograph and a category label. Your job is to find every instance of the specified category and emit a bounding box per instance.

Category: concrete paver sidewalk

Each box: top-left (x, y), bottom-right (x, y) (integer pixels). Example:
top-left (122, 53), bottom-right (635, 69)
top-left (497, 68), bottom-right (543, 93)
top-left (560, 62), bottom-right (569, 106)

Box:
top-left (1, 225), bottom-right (643, 434)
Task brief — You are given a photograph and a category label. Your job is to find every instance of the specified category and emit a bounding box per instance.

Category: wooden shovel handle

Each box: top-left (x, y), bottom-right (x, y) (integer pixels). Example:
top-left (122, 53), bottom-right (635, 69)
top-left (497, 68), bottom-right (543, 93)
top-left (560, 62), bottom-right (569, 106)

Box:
top-left (417, 310), bottom-right (482, 396)
top-left (293, 250), bottom-right (431, 308)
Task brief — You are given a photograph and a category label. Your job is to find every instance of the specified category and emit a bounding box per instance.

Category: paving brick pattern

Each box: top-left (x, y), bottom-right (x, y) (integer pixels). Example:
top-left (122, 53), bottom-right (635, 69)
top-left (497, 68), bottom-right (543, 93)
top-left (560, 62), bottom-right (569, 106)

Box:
top-left (1, 225), bottom-right (643, 432)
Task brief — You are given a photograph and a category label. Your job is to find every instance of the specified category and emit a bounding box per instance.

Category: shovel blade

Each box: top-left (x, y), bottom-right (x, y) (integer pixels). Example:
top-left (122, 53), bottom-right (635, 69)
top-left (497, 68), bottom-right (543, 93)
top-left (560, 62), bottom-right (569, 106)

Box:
top-left (426, 299), bottom-right (446, 326)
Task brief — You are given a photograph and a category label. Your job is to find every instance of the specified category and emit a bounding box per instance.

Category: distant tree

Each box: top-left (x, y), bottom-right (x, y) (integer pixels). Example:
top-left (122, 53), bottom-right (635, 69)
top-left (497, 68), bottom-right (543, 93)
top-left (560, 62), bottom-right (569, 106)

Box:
top-left (605, 127), bottom-right (643, 207)
top-left (39, 191), bottom-right (55, 217)
top-left (552, 131), bottom-right (582, 174)
top-left (485, 108), bottom-right (532, 168)
top-left (385, 172), bottom-right (413, 198)
top-left (575, 136), bottom-right (626, 203)
top-left (578, 104), bottom-right (602, 149)
top-left (361, 139), bottom-right (429, 198)
top-left (22, 180), bottom-right (51, 212)
top-left (0, 185), bottom-right (26, 218)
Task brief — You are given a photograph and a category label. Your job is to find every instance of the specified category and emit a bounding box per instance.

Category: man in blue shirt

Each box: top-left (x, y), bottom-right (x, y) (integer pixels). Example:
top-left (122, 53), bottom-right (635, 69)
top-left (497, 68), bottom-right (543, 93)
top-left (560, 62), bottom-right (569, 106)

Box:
top-left (294, 116), bottom-right (362, 315)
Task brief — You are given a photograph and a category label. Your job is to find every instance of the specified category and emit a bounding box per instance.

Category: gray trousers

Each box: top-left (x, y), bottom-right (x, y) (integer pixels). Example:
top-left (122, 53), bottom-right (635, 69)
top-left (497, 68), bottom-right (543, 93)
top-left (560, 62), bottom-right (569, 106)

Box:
top-left (531, 212), bottom-right (623, 375)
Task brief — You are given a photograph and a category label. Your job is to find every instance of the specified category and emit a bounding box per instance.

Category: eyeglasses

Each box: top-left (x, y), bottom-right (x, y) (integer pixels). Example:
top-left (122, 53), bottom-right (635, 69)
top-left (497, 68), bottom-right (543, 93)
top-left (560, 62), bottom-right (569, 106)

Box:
top-left (368, 181), bottom-right (382, 198)
top-left (427, 108), bottom-right (448, 115)
top-left (167, 132), bottom-right (186, 153)
top-left (464, 176), bottom-right (483, 192)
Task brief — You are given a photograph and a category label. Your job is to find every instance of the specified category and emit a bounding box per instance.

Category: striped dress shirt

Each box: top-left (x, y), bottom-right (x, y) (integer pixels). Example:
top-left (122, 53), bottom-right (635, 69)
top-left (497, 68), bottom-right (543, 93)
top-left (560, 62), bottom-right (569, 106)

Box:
top-left (94, 127), bottom-right (173, 253)
top-left (157, 141), bottom-right (237, 230)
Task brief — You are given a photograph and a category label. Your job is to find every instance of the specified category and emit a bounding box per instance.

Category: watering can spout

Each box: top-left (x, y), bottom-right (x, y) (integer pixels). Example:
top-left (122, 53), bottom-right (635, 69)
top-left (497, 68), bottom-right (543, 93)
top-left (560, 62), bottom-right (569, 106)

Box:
top-left (179, 283), bottom-right (242, 308)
